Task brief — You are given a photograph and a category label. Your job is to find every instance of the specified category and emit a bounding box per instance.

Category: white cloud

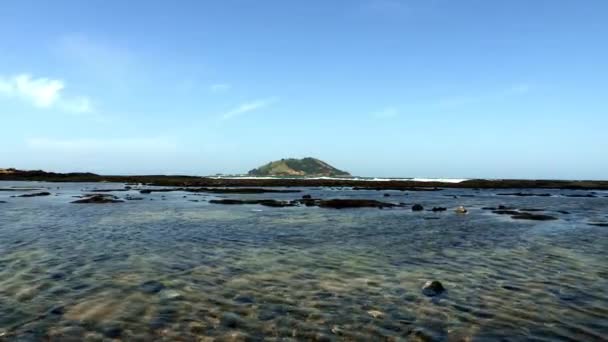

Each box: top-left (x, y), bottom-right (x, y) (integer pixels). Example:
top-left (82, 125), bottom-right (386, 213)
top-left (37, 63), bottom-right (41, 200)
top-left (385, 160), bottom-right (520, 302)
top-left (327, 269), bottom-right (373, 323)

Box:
top-left (373, 106), bottom-right (399, 118)
top-left (210, 83), bottom-right (231, 92)
top-left (221, 97), bottom-right (279, 120)
top-left (0, 74), bottom-right (94, 114)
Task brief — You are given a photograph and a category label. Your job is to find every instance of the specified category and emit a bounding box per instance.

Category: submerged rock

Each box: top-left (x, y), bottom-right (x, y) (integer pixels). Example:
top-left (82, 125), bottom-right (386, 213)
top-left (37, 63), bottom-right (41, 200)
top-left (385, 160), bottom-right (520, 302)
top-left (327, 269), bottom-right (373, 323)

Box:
top-left (139, 280), bottom-right (166, 294)
top-left (302, 194), bottom-right (312, 199)
top-left (422, 280), bottom-right (445, 296)
top-left (431, 207), bottom-right (447, 212)
top-left (412, 204), bottom-right (424, 211)
top-left (49, 305), bottom-right (65, 315)
top-left (221, 312), bottom-right (244, 328)
top-left (588, 222), bottom-right (608, 227)
top-left (159, 289), bottom-right (183, 300)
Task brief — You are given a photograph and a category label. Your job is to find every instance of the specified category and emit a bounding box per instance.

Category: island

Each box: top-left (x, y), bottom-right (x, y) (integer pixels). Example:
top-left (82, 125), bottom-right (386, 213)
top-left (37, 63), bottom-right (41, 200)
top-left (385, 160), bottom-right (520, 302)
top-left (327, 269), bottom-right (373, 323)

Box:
top-left (247, 157), bottom-right (350, 177)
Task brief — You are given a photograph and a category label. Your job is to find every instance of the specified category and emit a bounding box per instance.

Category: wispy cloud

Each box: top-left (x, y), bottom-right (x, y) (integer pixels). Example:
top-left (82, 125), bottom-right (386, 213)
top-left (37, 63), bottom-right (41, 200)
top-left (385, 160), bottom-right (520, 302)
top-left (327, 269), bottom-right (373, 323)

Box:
top-left (436, 83), bottom-right (532, 108)
top-left (221, 97), bottom-right (279, 120)
top-left (210, 83), bottom-right (231, 93)
top-left (26, 137), bottom-right (176, 152)
top-left (0, 74), bottom-right (94, 114)
top-left (54, 34), bottom-right (133, 84)
top-left (373, 106), bottom-right (399, 119)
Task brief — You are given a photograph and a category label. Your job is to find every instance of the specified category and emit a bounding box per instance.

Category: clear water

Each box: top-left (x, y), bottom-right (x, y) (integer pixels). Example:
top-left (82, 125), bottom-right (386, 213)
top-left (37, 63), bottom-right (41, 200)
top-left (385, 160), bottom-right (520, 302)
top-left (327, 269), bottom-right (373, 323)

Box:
top-left (0, 181), bottom-right (607, 341)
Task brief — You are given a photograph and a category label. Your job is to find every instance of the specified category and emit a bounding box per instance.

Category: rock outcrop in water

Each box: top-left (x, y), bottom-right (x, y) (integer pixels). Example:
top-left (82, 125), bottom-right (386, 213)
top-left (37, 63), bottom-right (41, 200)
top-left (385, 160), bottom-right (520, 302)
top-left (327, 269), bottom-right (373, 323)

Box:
top-left (455, 206), bottom-right (468, 214)
top-left (71, 194), bottom-right (124, 204)
top-left (422, 280), bottom-right (445, 296)
top-left (248, 157), bottom-right (350, 177)
top-left (209, 199), bottom-right (296, 207)
top-left (17, 192), bottom-right (51, 197)
top-left (317, 199), bottom-right (397, 209)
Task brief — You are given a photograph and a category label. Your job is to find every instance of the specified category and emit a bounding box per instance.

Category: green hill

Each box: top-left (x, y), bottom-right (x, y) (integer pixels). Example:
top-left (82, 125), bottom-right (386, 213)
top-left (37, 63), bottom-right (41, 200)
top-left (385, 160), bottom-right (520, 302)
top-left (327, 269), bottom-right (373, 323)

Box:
top-left (248, 158), bottom-right (350, 177)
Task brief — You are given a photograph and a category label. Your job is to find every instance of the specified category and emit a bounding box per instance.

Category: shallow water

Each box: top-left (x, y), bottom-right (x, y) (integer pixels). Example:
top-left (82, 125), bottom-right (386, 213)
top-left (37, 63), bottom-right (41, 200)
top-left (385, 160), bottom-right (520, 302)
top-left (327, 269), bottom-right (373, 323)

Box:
top-left (0, 181), bottom-right (607, 341)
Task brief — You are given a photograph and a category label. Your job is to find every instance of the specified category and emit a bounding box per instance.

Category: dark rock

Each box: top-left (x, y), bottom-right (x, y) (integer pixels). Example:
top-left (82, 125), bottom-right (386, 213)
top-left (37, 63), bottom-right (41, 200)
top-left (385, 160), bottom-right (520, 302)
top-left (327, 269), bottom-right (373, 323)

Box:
top-left (140, 189), bottom-right (152, 194)
top-left (318, 199), bottom-right (396, 209)
top-left (87, 188), bottom-right (130, 192)
top-left (498, 205), bottom-right (514, 210)
top-left (125, 196), bottom-right (144, 201)
top-left (588, 222), bottom-right (608, 227)
top-left (71, 194), bottom-right (124, 204)
top-left (384, 193), bottom-right (391, 197)
top-left (0, 200), bottom-right (6, 203)
top-left (17, 192), bottom-right (51, 197)
top-left (302, 194), bottom-right (312, 199)
top-left (431, 207), bottom-right (447, 212)
top-left (497, 192), bottom-right (552, 197)
top-left (139, 280), bottom-right (166, 294)
top-left (209, 199), bottom-right (296, 207)
top-left (422, 280), bottom-right (445, 296)
top-left (557, 210), bottom-right (571, 214)
top-left (412, 204), bottom-right (424, 211)
top-left (519, 208), bottom-right (544, 212)
top-left (481, 207), bottom-right (496, 210)
top-left (510, 213), bottom-right (558, 221)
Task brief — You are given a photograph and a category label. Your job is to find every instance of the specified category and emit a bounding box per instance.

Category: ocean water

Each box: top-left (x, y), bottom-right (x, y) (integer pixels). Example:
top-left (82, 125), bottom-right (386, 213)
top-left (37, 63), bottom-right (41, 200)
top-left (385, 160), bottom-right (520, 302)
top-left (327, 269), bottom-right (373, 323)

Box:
top-left (0, 181), bottom-right (607, 341)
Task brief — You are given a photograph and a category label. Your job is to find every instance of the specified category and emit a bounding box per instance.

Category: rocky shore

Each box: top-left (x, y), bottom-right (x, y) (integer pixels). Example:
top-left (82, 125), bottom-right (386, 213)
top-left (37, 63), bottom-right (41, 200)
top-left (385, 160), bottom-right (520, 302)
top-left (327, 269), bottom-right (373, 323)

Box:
top-left (2, 169), bottom-right (608, 190)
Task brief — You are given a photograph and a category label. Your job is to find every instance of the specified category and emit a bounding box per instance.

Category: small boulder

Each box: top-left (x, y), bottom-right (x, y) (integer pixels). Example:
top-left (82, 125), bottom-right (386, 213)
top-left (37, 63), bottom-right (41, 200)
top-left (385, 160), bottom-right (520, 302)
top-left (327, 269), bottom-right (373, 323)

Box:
top-left (422, 280), bottom-right (445, 296)
top-left (412, 204), bottom-right (424, 211)
top-left (455, 206), bottom-right (468, 214)
top-left (431, 207), bottom-right (447, 212)
top-left (302, 194), bottom-right (312, 199)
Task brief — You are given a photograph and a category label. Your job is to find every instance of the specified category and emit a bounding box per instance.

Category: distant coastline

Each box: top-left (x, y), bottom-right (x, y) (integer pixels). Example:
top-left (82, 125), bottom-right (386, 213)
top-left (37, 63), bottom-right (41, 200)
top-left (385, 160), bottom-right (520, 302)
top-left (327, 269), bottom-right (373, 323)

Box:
top-left (1, 168), bottom-right (608, 190)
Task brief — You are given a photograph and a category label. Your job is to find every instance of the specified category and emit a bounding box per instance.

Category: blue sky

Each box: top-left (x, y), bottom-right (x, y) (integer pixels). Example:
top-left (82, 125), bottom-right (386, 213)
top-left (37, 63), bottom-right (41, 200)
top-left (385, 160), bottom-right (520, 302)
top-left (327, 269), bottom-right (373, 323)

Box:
top-left (1, 0), bottom-right (607, 179)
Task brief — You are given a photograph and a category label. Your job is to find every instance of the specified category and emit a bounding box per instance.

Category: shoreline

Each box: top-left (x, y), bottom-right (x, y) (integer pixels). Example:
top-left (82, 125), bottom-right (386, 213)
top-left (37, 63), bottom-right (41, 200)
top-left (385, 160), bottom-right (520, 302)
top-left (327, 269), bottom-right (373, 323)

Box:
top-left (1, 170), bottom-right (608, 190)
